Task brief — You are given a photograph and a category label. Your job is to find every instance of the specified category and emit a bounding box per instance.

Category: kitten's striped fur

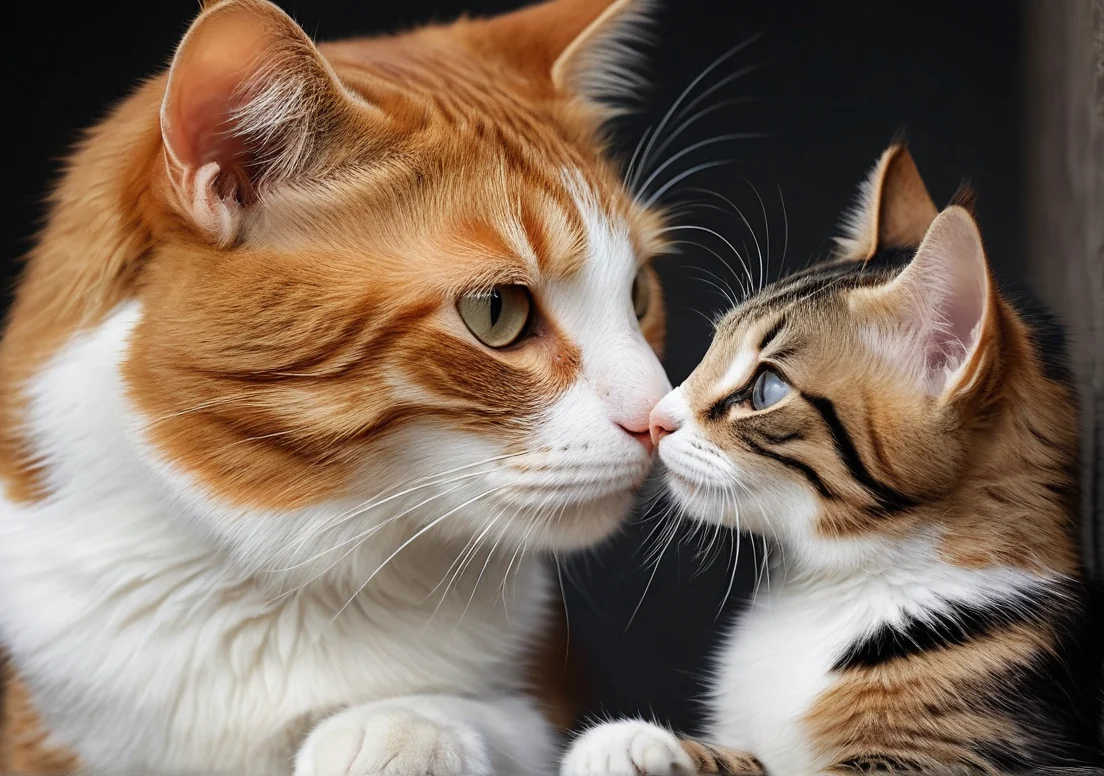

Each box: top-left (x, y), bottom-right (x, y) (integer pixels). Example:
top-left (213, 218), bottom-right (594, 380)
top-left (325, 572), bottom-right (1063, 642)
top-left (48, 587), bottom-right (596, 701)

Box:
top-left (563, 145), bottom-right (1103, 775)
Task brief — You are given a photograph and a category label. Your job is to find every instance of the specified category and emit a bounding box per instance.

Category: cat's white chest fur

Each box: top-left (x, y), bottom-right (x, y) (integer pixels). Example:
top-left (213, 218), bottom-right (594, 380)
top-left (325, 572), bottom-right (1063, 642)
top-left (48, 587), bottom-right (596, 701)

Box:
top-left (0, 305), bottom-right (553, 774)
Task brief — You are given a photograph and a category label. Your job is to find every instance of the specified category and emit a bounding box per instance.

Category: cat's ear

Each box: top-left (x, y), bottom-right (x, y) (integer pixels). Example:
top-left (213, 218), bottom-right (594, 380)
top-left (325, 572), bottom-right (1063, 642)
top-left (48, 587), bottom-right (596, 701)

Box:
top-left (474, 0), bottom-right (655, 108)
top-left (160, 0), bottom-right (354, 245)
top-left (853, 206), bottom-right (997, 400)
top-left (836, 143), bottom-right (939, 261)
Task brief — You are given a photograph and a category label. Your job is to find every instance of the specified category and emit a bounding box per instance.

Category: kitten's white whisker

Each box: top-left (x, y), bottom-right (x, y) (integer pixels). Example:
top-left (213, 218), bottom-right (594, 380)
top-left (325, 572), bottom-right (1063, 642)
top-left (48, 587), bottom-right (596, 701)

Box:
top-left (628, 513), bottom-right (679, 631)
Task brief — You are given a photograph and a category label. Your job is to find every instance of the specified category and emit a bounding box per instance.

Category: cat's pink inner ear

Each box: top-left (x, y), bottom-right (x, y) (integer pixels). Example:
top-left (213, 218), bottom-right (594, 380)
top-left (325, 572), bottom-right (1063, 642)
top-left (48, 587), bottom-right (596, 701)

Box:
top-left (160, 0), bottom-right (342, 244)
top-left (161, 9), bottom-right (269, 172)
top-left (892, 206), bottom-right (993, 396)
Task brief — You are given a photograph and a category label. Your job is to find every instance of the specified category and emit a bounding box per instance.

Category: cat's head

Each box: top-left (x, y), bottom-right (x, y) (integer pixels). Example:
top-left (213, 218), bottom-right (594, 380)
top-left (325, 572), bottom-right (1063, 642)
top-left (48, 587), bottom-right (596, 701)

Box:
top-left (648, 143), bottom-right (1077, 572)
top-left (112, 0), bottom-right (671, 574)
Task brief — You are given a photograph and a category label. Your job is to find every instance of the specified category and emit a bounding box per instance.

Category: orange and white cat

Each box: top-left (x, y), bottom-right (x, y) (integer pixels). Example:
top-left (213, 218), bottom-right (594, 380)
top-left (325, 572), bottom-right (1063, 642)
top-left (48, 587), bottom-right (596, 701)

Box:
top-left (0, 0), bottom-right (671, 773)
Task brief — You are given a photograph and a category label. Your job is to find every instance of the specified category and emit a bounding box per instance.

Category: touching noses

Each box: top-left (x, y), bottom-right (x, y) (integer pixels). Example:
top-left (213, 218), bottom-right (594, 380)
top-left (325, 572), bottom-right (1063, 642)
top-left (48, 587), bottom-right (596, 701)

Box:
top-left (615, 416), bottom-right (655, 453)
top-left (604, 364), bottom-right (670, 454)
top-left (612, 390), bottom-right (665, 453)
top-left (649, 390), bottom-right (684, 447)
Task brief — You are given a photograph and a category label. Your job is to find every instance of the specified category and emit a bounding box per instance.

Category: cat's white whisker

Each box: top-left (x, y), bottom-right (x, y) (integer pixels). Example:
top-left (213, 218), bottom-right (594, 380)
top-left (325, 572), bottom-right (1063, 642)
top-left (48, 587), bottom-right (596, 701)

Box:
top-left (658, 224), bottom-right (755, 289)
top-left (685, 187), bottom-right (766, 293)
top-left (643, 159), bottom-right (740, 209)
top-left (310, 484), bottom-right (509, 650)
top-left (632, 35), bottom-right (761, 193)
top-left (637, 134), bottom-right (760, 202)
top-left (279, 451), bottom-right (529, 557)
top-left (645, 96), bottom-right (759, 181)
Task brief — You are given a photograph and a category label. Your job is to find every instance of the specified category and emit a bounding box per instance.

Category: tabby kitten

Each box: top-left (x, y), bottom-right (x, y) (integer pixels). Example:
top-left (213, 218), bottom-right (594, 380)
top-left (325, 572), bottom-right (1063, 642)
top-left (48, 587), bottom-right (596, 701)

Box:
top-left (562, 144), bottom-right (1104, 775)
top-left (0, 0), bottom-right (671, 773)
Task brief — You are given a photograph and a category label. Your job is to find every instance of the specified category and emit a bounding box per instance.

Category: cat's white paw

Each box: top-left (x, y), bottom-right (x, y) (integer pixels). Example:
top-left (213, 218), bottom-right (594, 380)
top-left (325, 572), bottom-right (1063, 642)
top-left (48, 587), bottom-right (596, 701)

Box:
top-left (294, 707), bottom-right (492, 776)
top-left (561, 720), bottom-right (695, 776)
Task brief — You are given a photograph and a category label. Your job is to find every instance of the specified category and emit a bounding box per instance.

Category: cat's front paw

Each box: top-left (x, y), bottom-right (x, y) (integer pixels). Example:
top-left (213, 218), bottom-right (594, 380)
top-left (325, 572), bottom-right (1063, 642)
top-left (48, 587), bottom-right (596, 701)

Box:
top-left (294, 707), bottom-right (492, 776)
top-left (561, 720), bottom-right (695, 776)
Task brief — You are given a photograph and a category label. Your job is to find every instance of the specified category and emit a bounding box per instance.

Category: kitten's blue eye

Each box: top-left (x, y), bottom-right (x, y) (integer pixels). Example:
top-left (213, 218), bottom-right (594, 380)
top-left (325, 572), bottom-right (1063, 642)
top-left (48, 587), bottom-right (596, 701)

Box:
top-left (751, 369), bottom-right (790, 410)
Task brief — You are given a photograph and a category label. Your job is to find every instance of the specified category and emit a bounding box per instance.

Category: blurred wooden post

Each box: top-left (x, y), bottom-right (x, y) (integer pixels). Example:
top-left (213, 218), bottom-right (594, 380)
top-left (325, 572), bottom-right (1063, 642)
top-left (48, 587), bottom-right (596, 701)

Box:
top-left (1024, 0), bottom-right (1104, 579)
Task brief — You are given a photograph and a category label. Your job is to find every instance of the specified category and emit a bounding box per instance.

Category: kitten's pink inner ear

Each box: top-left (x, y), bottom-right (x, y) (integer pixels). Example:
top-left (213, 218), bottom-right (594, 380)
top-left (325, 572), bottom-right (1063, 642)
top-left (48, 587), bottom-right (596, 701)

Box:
top-left (899, 207), bottom-right (992, 396)
top-left (858, 207), bottom-right (994, 398)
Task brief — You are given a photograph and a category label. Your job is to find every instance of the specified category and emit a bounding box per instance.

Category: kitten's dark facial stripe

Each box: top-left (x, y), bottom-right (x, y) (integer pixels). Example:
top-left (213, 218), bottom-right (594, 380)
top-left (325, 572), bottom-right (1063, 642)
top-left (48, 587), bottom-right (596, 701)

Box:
top-left (758, 316), bottom-right (786, 352)
top-left (833, 593), bottom-right (1053, 671)
top-left (743, 437), bottom-right (837, 500)
top-left (757, 428), bottom-right (804, 445)
top-left (803, 394), bottom-right (918, 515)
top-left (707, 391), bottom-right (744, 422)
top-left (732, 252), bottom-right (909, 329)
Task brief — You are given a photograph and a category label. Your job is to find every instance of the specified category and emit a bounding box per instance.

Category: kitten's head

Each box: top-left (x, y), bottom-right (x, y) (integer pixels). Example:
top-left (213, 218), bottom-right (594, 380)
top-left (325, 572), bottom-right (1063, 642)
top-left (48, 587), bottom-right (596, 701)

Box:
top-left (109, 0), bottom-right (670, 572)
top-left (649, 144), bottom-right (1076, 572)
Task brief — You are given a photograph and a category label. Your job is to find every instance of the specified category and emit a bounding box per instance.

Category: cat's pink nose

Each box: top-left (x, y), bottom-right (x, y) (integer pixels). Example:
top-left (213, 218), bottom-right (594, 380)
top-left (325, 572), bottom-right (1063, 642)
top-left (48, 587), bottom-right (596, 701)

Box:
top-left (616, 419), bottom-right (654, 453)
top-left (649, 403), bottom-right (682, 447)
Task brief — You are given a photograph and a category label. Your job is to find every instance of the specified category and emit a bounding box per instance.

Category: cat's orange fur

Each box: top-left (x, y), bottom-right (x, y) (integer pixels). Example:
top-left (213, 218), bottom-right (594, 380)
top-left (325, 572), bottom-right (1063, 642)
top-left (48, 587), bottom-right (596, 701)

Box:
top-left (0, 0), bottom-right (666, 770)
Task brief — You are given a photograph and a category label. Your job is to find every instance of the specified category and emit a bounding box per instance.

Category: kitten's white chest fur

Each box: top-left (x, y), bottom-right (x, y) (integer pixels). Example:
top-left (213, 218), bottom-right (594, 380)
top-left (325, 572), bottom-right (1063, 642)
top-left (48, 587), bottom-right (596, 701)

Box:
top-left (0, 305), bottom-right (553, 774)
top-left (707, 582), bottom-right (851, 774)
top-left (565, 548), bottom-right (1056, 776)
top-left (703, 548), bottom-right (1055, 775)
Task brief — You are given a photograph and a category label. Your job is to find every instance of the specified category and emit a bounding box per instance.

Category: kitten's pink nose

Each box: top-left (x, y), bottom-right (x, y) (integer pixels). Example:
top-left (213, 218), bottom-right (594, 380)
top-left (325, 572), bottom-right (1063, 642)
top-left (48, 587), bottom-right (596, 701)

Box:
top-left (649, 402), bottom-right (683, 447)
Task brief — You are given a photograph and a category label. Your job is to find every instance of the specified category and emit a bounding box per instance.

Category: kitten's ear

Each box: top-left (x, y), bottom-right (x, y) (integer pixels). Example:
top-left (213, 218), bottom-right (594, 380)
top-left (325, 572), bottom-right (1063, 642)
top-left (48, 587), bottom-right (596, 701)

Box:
top-left (853, 206), bottom-right (997, 400)
top-left (475, 0), bottom-right (655, 107)
top-left (836, 143), bottom-right (939, 261)
top-left (161, 0), bottom-right (354, 245)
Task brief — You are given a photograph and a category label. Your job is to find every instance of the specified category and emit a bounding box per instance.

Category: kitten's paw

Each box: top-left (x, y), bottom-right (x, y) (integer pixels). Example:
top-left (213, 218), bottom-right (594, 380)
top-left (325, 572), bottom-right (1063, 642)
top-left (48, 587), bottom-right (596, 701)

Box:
top-left (561, 720), bottom-right (695, 776)
top-left (294, 707), bottom-right (492, 776)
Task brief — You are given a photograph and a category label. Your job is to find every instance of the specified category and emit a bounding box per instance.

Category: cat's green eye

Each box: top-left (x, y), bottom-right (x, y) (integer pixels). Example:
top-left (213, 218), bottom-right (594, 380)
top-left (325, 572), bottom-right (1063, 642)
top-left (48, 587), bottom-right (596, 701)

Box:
top-left (751, 369), bottom-right (791, 411)
top-left (631, 267), bottom-right (651, 319)
top-left (458, 285), bottom-right (532, 348)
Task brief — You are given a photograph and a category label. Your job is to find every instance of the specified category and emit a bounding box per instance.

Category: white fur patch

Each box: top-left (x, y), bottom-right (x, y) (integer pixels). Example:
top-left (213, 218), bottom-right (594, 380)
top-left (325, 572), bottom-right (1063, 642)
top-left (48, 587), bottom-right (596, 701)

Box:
top-left (562, 720), bottom-right (690, 776)
top-left (715, 335), bottom-right (758, 399)
top-left (835, 146), bottom-right (894, 260)
top-left (0, 306), bottom-right (555, 773)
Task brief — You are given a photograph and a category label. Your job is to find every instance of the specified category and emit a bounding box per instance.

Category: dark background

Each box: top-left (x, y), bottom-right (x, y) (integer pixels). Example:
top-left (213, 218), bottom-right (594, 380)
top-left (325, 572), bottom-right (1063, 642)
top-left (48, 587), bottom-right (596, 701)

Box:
top-left (3, 0), bottom-right (1023, 735)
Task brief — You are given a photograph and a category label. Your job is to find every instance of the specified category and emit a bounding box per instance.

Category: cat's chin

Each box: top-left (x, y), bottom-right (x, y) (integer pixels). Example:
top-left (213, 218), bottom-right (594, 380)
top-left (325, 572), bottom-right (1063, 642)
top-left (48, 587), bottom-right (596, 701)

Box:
top-left (476, 486), bottom-right (640, 552)
top-left (535, 488), bottom-right (639, 550)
